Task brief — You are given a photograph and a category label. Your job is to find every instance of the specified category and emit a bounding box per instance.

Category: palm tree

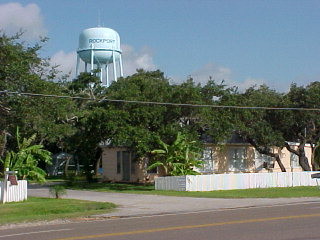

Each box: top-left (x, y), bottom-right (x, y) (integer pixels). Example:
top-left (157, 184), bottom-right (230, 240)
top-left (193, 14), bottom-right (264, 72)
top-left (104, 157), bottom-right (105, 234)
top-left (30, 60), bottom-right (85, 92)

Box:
top-left (0, 128), bottom-right (52, 182)
top-left (148, 132), bottom-right (202, 176)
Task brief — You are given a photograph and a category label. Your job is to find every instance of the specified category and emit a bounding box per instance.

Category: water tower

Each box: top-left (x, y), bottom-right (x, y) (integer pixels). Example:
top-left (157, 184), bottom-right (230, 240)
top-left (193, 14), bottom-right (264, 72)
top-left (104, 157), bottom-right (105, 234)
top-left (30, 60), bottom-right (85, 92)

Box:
top-left (76, 27), bottom-right (123, 87)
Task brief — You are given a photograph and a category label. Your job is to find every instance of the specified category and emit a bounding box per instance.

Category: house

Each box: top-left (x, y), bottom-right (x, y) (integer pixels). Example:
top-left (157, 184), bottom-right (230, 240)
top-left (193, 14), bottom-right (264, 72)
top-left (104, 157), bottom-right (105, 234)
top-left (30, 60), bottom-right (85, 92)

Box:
top-left (197, 142), bottom-right (312, 174)
top-left (99, 138), bottom-right (312, 183)
top-left (100, 146), bottom-right (157, 182)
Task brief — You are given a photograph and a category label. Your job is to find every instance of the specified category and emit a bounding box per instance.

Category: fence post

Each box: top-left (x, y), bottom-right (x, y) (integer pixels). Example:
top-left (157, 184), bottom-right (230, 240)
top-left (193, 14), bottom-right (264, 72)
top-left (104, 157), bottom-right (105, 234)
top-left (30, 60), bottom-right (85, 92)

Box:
top-left (1, 168), bottom-right (9, 204)
top-left (1, 168), bottom-right (18, 204)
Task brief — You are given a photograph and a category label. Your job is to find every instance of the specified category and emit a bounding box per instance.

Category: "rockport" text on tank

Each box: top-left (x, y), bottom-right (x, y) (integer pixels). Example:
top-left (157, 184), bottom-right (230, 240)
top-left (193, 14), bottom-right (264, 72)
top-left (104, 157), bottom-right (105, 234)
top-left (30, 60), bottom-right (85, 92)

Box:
top-left (89, 39), bottom-right (115, 43)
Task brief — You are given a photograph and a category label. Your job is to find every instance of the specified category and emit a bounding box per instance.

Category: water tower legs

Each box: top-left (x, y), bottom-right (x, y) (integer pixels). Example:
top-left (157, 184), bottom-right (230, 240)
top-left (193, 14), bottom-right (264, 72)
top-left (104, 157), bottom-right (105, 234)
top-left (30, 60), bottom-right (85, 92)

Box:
top-left (76, 55), bottom-right (80, 77)
top-left (90, 48), bottom-right (94, 73)
top-left (112, 51), bottom-right (117, 82)
top-left (76, 48), bottom-right (123, 86)
top-left (99, 67), bottom-right (103, 84)
top-left (106, 65), bottom-right (109, 87)
top-left (119, 54), bottom-right (123, 77)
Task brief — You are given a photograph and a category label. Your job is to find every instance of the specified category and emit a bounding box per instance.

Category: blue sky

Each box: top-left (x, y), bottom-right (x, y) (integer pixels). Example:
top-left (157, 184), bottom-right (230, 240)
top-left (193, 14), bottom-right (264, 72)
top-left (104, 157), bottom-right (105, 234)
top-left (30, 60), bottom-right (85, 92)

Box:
top-left (0, 0), bottom-right (319, 91)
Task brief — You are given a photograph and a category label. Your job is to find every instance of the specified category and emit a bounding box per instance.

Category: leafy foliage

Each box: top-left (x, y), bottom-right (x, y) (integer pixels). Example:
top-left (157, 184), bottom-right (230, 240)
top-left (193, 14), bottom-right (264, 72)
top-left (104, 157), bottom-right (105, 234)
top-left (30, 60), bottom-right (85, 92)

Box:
top-left (0, 32), bottom-right (76, 153)
top-left (148, 132), bottom-right (202, 176)
top-left (233, 85), bottom-right (287, 171)
top-left (49, 185), bottom-right (67, 199)
top-left (0, 128), bottom-right (52, 182)
top-left (278, 82), bottom-right (320, 170)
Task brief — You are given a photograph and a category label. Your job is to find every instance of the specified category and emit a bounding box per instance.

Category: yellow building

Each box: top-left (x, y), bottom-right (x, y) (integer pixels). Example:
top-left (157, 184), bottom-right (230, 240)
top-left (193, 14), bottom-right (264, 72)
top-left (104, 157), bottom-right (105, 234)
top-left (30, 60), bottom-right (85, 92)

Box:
top-left (100, 142), bottom-right (312, 183)
top-left (198, 143), bottom-right (312, 174)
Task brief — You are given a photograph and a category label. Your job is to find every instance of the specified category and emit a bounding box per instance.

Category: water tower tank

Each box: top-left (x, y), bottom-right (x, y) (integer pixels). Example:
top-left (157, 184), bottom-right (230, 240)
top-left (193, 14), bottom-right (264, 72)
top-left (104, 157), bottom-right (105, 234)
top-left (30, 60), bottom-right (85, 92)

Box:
top-left (78, 27), bottom-right (121, 64)
top-left (76, 27), bottom-right (123, 87)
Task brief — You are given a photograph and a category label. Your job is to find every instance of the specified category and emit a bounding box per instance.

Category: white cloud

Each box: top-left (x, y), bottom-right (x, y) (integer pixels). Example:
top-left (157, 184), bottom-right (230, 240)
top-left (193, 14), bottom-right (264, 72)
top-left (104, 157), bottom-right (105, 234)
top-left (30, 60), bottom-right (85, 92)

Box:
top-left (121, 44), bottom-right (157, 76)
top-left (50, 44), bottom-right (157, 80)
top-left (240, 77), bottom-right (265, 90)
top-left (50, 51), bottom-right (77, 79)
top-left (190, 63), bottom-right (233, 85)
top-left (0, 2), bottom-right (47, 40)
top-left (182, 62), bottom-right (266, 91)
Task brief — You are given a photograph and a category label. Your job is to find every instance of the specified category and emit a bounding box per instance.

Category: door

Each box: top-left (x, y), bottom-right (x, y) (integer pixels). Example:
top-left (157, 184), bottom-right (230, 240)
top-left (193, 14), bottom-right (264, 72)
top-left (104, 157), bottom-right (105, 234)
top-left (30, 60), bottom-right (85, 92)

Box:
top-left (122, 151), bottom-right (131, 181)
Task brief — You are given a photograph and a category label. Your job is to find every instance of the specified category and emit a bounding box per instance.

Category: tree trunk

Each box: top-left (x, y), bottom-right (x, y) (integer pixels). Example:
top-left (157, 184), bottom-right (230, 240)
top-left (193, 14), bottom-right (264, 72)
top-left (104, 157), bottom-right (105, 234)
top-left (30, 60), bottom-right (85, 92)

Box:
top-left (298, 146), bottom-right (311, 171)
top-left (274, 153), bottom-right (286, 172)
top-left (285, 142), bottom-right (311, 171)
top-left (64, 157), bottom-right (70, 177)
top-left (95, 155), bottom-right (102, 176)
top-left (310, 144), bottom-right (317, 171)
top-left (311, 144), bottom-right (319, 171)
top-left (0, 131), bottom-right (7, 158)
top-left (245, 137), bottom-right (286, 172)
top-left (299, 155), bottom-right (311, 171)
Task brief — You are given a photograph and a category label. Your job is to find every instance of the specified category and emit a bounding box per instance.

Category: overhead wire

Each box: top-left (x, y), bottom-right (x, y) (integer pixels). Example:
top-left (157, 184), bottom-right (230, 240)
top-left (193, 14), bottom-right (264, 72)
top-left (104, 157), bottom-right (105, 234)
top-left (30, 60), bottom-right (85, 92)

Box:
top-left (1, 90), bottom-right (320, 112)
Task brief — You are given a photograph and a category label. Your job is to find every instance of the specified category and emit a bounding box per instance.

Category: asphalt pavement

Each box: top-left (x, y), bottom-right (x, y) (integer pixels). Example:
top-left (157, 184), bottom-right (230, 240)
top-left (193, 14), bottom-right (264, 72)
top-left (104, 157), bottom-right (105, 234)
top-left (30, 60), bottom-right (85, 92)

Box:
top-left (28, 185), bottom-right (320, 218)
top-left (3, 194), bottom-right (320, 239)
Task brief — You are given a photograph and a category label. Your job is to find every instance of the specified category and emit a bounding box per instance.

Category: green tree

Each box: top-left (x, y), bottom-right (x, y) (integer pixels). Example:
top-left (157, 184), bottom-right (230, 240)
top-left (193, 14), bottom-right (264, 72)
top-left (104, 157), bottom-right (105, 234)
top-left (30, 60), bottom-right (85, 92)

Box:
top-left (277, 82), bottom-right (320, 171)
top-left (0, 32), bottom-right (76, 156)
top-left (67, 70), bottom-right (172, 174)
top-left (67, 71), bottom-right (238, 176)
top-left (234, 85), bottom-right (287, 171)
top-left (235, 83), bottom-right (320, 172)
top-left (67, 72), bottom-right (104, 99)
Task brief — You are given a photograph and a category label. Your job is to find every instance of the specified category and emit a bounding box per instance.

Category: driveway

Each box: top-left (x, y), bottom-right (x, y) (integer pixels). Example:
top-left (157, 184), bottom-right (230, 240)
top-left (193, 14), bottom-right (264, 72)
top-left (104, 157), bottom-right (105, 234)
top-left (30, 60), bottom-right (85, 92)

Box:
top-left (28, 186), bottom-right (320, 218)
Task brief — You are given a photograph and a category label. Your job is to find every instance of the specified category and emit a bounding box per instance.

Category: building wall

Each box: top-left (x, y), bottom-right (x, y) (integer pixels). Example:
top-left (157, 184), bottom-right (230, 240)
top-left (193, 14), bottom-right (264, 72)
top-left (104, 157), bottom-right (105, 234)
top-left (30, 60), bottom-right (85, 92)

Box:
top-left (101, 146), bottom-right (157, 182)
top-left (209, 144), bottom-right (256, 173)
top-left (101, 147), bottom-right (122, 182)
top-left (204, 143), bottom-right (312, 174)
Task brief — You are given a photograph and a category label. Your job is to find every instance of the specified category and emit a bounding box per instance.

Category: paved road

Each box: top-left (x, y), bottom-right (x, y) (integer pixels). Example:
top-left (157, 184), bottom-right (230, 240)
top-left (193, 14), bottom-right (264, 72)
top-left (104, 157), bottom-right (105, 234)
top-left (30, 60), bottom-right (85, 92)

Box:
top-left (28, 187), bottom-right (320, 218)
top-left (1, 201), bottom-right (320, 240)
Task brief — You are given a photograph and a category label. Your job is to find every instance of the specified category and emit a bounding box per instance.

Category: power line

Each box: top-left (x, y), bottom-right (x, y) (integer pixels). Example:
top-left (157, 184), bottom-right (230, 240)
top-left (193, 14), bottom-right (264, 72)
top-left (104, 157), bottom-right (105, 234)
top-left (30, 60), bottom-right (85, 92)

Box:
top-left (1, 90), bottom-right (320, 111)
top-left (0, 91), bottom-right (92, 100)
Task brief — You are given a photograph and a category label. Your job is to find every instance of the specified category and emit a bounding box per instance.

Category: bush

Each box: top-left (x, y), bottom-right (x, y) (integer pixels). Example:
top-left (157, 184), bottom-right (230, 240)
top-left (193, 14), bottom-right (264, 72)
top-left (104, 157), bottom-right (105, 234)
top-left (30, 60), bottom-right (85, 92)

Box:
top-left (49, 185), bottom-right (67, 199)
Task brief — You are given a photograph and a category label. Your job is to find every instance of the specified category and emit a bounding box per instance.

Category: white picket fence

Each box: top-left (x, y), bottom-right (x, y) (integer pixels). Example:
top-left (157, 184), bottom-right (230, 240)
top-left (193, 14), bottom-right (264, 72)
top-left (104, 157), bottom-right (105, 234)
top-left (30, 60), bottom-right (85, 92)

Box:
top-left (0, 180), bottom-right (28, 202)
top-left (155, 172), bottom-right (320, 191)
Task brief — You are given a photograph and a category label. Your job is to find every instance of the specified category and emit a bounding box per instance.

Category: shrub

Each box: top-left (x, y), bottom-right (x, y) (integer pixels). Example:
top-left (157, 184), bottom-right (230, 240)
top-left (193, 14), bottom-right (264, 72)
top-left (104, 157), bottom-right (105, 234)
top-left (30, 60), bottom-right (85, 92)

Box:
top-left (49, 185), bottom-right (67, 199)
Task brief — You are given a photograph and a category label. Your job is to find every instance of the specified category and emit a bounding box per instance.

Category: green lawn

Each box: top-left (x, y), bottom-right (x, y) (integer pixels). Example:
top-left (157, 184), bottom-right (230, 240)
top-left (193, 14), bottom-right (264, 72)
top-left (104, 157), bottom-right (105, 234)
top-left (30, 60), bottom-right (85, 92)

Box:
top-left (0, 197), bottom-right (116, 225)
top-left (66, 182), bottom-right (320, 198)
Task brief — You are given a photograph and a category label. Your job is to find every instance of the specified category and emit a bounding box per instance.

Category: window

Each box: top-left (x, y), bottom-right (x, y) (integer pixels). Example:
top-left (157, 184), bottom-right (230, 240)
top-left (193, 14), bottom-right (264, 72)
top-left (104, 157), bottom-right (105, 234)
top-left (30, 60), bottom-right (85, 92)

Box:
top-left (290, 153), bottom-right (300, 168)
top-left (254, 150), bottom-right (273, 170)
top-left (228, 147), bottom-right (247, 172)
top-left (198, 148), bottom-right (214, 173)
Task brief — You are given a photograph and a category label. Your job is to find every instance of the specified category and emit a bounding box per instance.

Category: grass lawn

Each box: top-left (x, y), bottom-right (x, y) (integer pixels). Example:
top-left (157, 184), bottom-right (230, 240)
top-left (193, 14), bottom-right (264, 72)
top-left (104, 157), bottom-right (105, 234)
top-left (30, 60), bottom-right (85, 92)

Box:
top-left (0, 197), bottom-right (116, 225)
top-left (66, 182), bottom-right (320, 198)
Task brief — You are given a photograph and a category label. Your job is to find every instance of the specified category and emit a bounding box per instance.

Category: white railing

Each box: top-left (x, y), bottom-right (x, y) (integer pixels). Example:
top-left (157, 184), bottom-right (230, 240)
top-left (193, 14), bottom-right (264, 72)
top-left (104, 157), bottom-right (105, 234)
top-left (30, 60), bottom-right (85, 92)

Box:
top-left (155, 172), bottom-right (320, 191)
top-left (0, 180), bottom-right (28, 202)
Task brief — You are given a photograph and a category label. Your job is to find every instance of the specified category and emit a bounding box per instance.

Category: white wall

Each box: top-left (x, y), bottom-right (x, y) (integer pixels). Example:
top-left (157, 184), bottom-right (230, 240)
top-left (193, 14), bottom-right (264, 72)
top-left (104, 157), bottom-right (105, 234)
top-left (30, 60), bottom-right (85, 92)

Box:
top-left (0, 180), bottom-right (28, 202)
top-left (155, 172), bottom-right (320, 191)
